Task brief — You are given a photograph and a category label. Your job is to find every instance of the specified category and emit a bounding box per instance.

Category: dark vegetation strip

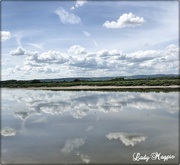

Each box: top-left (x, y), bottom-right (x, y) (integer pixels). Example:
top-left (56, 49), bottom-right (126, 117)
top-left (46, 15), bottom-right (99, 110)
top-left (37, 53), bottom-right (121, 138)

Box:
top-left (1, 76), bottom-right (180, 88)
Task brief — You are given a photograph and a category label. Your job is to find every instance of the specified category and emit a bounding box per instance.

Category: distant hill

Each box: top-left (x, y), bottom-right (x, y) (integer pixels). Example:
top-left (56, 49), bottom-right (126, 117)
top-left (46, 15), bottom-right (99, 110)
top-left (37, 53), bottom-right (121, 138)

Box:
top-left (39, 77), bottom-right (113, 82)
top-left (39, 74), bottom-right (179, 82)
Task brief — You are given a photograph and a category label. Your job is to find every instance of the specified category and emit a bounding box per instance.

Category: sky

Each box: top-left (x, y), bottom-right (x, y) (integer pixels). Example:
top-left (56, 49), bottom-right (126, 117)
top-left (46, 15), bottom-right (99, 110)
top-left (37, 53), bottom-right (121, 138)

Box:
top-left (1, 0), bottom-right (179, 80)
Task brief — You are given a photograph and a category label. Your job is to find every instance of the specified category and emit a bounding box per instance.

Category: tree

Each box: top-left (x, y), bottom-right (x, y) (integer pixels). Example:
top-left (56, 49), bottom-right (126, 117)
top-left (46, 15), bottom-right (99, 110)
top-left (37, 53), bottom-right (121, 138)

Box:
top-left (31, 79), bottom-right (41, 83)
top-left (74, 79), bottom-right (80, 82)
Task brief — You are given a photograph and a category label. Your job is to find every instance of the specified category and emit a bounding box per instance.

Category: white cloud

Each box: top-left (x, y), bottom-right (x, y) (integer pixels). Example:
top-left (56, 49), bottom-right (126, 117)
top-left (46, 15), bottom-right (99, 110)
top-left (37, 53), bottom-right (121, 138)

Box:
top-left (4, 44), bottom-right (179, 80)
top-left (37, 51), bottom-right (68, 64)
top-left (26, 50), bottom-right (68, 64)
top-left (1, 31), bottom-right (11, 41)
top-left (71, 6), bottom-right (75, 10)
top-left (106, 132), bottom-right (147, 146)
top-left (97, 49), bottom-right (110, 57)
top-left (62, 138), bottom-right (85, 153)
top-left (75, 0), bottom-right (87, 8)
top-left (103, 12), bottom-right (145, 28)
top-left (83, 31), bottom-right (91, 37)
top-left (1, 127), bottom-right (16, 137)
top-left (71, 0), bottom-right (87, 10)
top-left (68, 45), bottom-right (87, 55)
top-left (127, 50), bottom-right (159, 62)
top-left (10, 47), bottom-right (26, 56)
top-left (55, 7), bottom-right (81, 24)
top-left (9, 47), bottom-right (38, 60)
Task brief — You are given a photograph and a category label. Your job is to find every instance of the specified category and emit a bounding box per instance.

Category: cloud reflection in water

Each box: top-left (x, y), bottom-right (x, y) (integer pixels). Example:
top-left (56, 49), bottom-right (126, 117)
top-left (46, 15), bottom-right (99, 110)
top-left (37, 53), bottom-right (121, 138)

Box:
top-left (76, 152), bottom-right (90, 163)
top-left (1, 127), bottom-right (16, 137)
top-left (62, 138), bottom-right (86, 154)
top-left (106, 132), bottom-right (147, 146)
top-left (1, 89), bottom-right (179, 164)
top-left (4, 91), bottom-right (177, 121)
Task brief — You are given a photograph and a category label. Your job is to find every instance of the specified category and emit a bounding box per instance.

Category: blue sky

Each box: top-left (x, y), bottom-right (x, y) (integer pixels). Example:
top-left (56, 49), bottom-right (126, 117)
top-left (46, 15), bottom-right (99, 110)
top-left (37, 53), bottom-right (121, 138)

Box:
top-left (1, 0), bottom-right (179, 80)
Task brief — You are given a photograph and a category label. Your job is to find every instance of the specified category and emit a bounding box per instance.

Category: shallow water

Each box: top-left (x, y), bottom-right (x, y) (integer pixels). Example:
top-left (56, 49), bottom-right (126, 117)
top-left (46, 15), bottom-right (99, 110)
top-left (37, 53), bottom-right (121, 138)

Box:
top-left (1, 89), bottom-right (179, 164)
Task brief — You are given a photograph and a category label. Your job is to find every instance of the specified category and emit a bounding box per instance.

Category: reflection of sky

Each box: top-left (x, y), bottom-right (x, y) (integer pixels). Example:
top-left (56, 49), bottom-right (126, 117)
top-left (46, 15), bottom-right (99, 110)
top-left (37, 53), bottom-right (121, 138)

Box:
top-left (106, 132), bottom-right (147, 146)
top-left (1, 89), bottom-right (179, 164)
top-left (1, 127), bottom-right (16, 137)
top-left (62, 138), bottom-right (86, 154)
top-left (2, 89), bottom-right (179, 120)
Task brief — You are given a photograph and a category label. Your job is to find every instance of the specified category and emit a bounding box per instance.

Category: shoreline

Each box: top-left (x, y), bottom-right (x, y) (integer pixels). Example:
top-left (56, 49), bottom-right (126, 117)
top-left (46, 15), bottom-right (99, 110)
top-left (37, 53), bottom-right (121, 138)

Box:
top-left (21, 85), bottom-right (180, 90)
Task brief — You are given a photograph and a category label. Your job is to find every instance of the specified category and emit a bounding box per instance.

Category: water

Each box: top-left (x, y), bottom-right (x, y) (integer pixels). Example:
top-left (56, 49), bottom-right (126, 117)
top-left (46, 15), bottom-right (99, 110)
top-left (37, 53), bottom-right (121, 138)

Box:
top-left (1, 89), bottom-right (179, 164)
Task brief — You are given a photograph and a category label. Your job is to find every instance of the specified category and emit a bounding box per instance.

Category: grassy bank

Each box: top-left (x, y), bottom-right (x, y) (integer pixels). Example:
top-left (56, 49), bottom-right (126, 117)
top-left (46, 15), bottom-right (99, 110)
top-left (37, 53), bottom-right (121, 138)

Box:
top-left (1, 76), bottom-right (180, 88)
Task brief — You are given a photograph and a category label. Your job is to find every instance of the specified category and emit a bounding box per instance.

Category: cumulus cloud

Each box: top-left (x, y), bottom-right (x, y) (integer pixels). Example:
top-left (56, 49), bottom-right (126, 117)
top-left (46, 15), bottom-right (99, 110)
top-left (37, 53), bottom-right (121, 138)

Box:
top-left (70, 56), bottom-right (98, 69)
top-left (5, 44), bottom-right (179, 79)
top-left (36, 51), bottom-right (68, 64)
top-left (106, 132), bottom-right (147, 146)
top-left (10, 46), bottom-right (37, 57)
top-left (1, 31), bottom-right (11, 41)
top-left (10, 47), bottom-right (26, 56)
top-left (103, 12), bottom-right (145, 28)
top-left (1, 127), bottom-right (16, 137)
top-left (55, 7), bottom-right (81, 24)
top-left (68, 45), bottom-right (87, 55)
top-left (127, 50), bottom-right (159, 62)
top-left (62, 138), bottom-right (85, 153)
top-left (26, 51), bottom-right (68, 64)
